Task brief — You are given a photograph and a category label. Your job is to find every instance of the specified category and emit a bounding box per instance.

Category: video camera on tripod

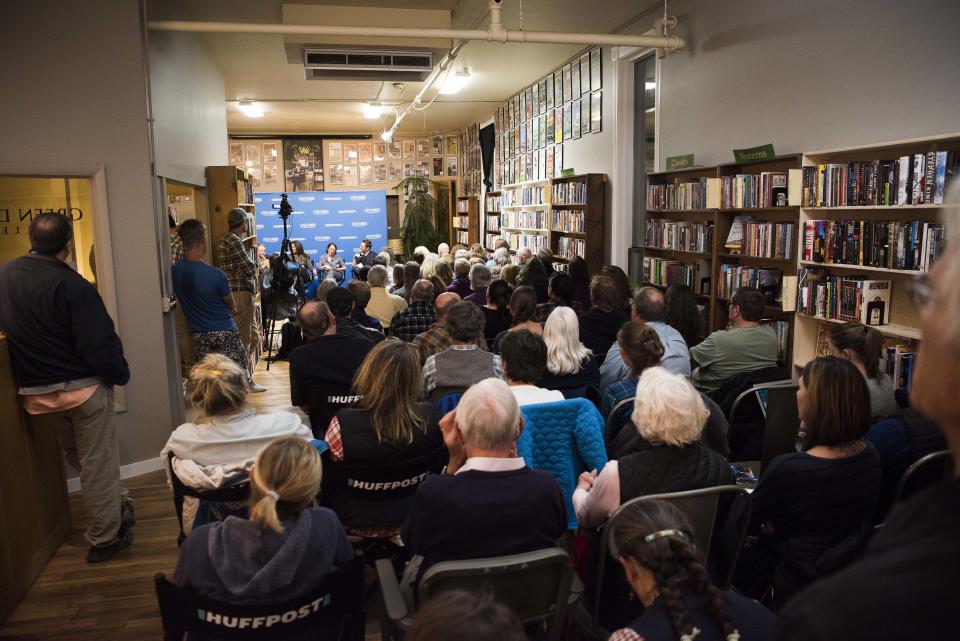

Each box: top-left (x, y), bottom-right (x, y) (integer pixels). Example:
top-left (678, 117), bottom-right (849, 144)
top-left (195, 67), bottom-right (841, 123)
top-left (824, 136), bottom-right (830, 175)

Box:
top-left (268, 193), bottom-right (309, 293)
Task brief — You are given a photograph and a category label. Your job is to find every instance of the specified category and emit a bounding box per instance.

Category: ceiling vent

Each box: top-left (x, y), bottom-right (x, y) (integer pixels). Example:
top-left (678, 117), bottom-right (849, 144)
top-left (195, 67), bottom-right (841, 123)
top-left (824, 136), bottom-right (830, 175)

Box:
top-left (303, 48), bottom-right (434, 81)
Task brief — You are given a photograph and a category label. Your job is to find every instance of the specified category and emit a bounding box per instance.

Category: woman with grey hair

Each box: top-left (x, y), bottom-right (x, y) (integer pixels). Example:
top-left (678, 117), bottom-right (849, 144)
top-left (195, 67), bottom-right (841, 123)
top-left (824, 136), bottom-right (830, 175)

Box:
top-left (464, 264), bottom-right (492, 305)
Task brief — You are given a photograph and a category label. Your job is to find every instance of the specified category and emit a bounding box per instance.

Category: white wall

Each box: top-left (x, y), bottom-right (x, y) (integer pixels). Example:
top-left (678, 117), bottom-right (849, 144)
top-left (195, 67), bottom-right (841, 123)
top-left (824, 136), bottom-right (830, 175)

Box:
top-left (656, 0), bottom-right (960, 166)
top-left (0, 0), bottom-right (177, 467)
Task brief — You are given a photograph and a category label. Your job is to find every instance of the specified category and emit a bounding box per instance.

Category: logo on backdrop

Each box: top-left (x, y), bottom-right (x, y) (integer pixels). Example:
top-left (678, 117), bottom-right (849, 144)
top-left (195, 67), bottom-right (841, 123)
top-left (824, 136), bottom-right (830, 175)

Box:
top-left (255, 190), bottom-right (388, 285)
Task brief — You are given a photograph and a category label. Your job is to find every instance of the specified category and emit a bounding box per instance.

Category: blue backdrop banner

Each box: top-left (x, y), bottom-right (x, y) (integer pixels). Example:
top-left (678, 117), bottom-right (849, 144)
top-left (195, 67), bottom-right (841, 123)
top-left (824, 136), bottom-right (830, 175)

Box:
top-left (253, 190), bottom-right (388, 284)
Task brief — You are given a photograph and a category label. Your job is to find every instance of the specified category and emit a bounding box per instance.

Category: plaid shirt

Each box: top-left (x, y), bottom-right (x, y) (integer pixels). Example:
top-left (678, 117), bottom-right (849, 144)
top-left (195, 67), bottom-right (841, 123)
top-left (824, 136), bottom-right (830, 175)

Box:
top-left (216, 232), bottom-right (257, 294)
top-left (412, 323), bottom-right (488, 365)
top-left (170, 231), bottom-right (184, 264)
top-left (422, 344), bottom-right (503, 395)
top-left (389, 301), bottom-right (437, 342)
top-left (601, 376), bottom-right (637, 427)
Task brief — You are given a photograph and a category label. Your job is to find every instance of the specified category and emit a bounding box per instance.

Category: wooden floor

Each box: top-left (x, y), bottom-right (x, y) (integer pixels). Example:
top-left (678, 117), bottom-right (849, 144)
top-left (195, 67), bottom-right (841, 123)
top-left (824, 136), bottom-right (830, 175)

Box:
top-left (0, 359), bottom-right (383, 640)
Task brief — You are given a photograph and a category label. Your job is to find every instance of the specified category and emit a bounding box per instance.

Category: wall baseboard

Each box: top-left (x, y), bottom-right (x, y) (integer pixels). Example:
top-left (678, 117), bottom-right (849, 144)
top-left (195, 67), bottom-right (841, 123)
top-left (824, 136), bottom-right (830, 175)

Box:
top-left (66, 456), bottom-right (164, 494)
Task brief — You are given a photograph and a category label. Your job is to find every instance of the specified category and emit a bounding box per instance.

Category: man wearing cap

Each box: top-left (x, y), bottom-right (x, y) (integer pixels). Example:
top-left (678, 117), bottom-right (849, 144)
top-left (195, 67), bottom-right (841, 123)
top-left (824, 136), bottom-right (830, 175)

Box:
top-left (216, 208), bottom-right (265, 392)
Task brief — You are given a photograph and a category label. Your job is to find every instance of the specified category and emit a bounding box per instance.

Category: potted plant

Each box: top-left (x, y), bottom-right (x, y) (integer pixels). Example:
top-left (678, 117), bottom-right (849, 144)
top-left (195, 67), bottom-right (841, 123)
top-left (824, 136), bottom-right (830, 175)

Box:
top-left (395, 171), bottom-right (443, 256)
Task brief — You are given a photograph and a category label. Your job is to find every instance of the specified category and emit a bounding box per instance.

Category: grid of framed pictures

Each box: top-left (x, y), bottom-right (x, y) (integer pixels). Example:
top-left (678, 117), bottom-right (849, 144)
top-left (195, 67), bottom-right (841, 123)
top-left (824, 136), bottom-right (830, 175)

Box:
top-left (494, 48), bottom-right (602, 187)
top-left (229, 139), bottom-right (285, 191)
top-left (326, 134), bottom-right (456, 188)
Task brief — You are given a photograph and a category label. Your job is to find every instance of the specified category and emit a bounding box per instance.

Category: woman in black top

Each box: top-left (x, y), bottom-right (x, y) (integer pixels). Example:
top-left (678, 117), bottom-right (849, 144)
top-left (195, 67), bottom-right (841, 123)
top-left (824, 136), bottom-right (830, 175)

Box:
top-left (290, 240), bottom-right (315, 278)
top-left (608, 499), bottom-right (775, 641)
top-left (665, 284), bottom-right (705, 348)
top-left (482, 279), bottom-right (512, 345)
top-left (736, 356), bottom-right (881, 604)
top-left (568, 256), bottom-right (592, 310)
top-left (517, 256), bottom-right (550, 303)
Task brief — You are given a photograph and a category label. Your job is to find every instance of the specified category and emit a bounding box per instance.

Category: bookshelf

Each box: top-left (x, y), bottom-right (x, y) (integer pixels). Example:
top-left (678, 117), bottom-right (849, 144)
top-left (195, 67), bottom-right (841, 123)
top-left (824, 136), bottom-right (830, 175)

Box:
top-left (484, 191), bottom-right (502, 251)
top-left (207, 165), bottom-right (256, 269)
top-left (497, 174), bottom-right (606, 274)
top-left (791, 133), bottom-right (960, 377)
top-left (453, 196), bottom-right (479, 247)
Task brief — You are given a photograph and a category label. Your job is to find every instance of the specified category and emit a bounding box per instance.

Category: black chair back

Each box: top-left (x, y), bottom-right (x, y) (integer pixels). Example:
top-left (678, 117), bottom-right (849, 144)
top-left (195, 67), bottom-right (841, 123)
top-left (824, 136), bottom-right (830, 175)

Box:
top-left (168, 452), bottom-right (251, 546)
top-left (303, 384), bottom-right (361, 438)
top-left (760, 384), bottom-right (801, 472)
top-left (154, 554), bottom-right (365, 641)
top-left (894, 449), bottom-right (954, 503)
top-left (715, 368), bottom-right (790, 459)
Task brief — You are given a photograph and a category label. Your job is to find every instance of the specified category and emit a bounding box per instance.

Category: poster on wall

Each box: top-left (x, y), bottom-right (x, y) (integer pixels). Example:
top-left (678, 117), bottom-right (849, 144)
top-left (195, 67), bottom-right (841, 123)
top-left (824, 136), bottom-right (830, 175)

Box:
top-left (389, 141), bottom-right (402, 160)
top-left (359, 164), bottom-right (373, 184)
top-left (432, 135), bottom-right (443, 156)
top-left (229, 143), bottom-right (244, 166)
top-left (263, 164), bottom-right (279, 184)
top-left (344, 143), bottom-right (359, 164)
top-left (433, 157), bottom-right (443, 177)
top-left (591, 91), bottom-right (603, 133)
top-left (580, 52), bottom-right (591, 95)
top-left (389, 162), bottom-right (402, 182)
top-left (253, 190), bottom-right (388, 285)
top-left (374, 142), bottom-right (386, 162)
top-left (374, 164), bottom-right (387, 182)
top-left (571, 100), bottom-right (582, 139)
top-left (402, 140), bottom-right (416, 159)
top-left (343, 165), bottom-right (358, 186)
top-left (445, 136), bottom-right (459, 156)
top-left (328, 142), bottom-right (343, 164)
top-left (416, 138), bottom-right (430, 157)
top-left (359, 142), bottom-right (373, 164)
top-left (590, 48), bottom-right (602, 91)
top-left (446, 156), bottom-right (458, 176)
top-left (245, 144), bottom-right (261, 165)
top-left (283, 140), bottom-right (324, 192)
top-left (262, 142), bottom-right (278, 164)
top-left (328, 164), bottom-right (344, 185)
top-left (581, 98), bottom-right (591, 135)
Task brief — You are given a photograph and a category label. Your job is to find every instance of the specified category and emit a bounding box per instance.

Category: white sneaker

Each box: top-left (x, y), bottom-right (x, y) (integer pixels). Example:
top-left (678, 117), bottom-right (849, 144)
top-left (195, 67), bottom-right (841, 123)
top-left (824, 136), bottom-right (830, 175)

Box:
top-left (249, 382), bottom-right (267, 393)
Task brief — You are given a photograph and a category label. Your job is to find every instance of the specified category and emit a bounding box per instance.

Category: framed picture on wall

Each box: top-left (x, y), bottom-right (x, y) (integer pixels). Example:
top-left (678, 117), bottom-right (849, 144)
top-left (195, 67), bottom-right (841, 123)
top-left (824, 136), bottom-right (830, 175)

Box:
top-left (539, 149), bottom-right (546, 179)
top-left (580, 52), bottom-right (591, 95)
top-left (555, 144), bottom-right (564, 177)
top-left (553, 69), bottom-right (564, 104)
top-left (416, 138), bottom-right (430, 157)
top-left (546, 110), bottom-right (555, 143)
top-left (248, 166), bottom-right (262, 188)
top-left (328, 142), bottom-right (343, 164)
top-left (343, 165), bottom-right (358, 186)
top-left (229, 142), bottom-right (244, 165)
top-left (374, 164), bottom-right (387, 182)
top-left (359, 142), bottom-right (373, 164)
top-left (563, 64), bottom-right (573, 104)
top-left (526, 86), bottom-right (534, 120)
top-left (415, 160), bottom-right (428, 176)
top-left (373, 141), bottom-right (386, 162)
top-left (546, 74), bottom-right (554, 109)
top-left (554, 106), bottom-right (563, 143)
top-left (389, 162), bottom-right (402, 182)
top-left (571, 61), bottom-right (581, 100)
top-left (403, 140), bottom-right (416, 159)
top-left (538, 79), bottom-right (547, 113)
top-left (526, 121), bottom-right (533, 152)
top-left (590, 48), bottom-right (602, 91)
top-left (591, 90), bottom-right (602, 133)
top-left (359, 164), bottom-right (373, 184)
top-left (571, 99), bottom-right (582, 139)
top-left (262, 142), bottom-right (278, 163)
top-left (446, 136), bottom-right (459, 155)
top-left (446, 156), bottom-right (458, 177)
top-left (328, 164), bottom-right (344, 185)
top-left (519, 123), bottom-right (527, 153)
top-left (244, 144), bottom-right (260, 165)
top-left (403, 162), bottom-right (415, 178)
top-left (546, 145), bottom-right (554, 177)
top-left (563, 103), bottom-right (572, 140)
top-left (581, 98), bottom-right (591, 135)
top-left (389, 140), bottom-right (402, 160)
top-left (263, 163), bottom-right (279, 184)
top-left (540, 115), bottom-right (548, 149)
top-left (344, 143), bottom-right (358, 164)
top-left (532, 83), bottom-right (539, 117)
top-left (433, 157), bottom-right (444, 176)
top-left (432, 135), bottom-right (443, 155)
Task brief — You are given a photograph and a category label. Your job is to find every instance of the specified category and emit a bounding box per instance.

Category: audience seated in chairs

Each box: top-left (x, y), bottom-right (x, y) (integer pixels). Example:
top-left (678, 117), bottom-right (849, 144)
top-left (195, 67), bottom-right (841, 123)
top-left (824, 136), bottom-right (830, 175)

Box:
top-left (446, 258), bottom-right (473, 298)
top-left (608, 500), bottom-right (775, 641)
top-left (389, 280), bottom-right (437, 342)
top-left (517, 256), bottom-right (550, 304)
top-left (691, 286), bottom-right (779, 394)
top-left (535, 272), bottom-right (584, 323)
top-left (366, 264), bottom-right (407, 329)
top-left (422, 302), bottom-right (503, 399)
top-left (327, 287), bottom-right (385, 344)
top-left (492, 285), bottom-right (542, 352)
top-left (393, 261), bottom-right (422, 303)
top-left (434, 260), bottom-right (454, 288)
top-left (826, 321), bottom-right (899, 420)
top-left (288, 301), bottom-right (373, 436)
top-left (347, 279), bottom-right (384, 332)
top-left (323, 340), bottom-right (445, 538)
top-left (161, 354), bottom-right (313, 532)
top-left (498, 329), bottom-right (565, 407)
top-left (480, 279), bottom-right (513, 345)
top-left (574, 367), bottom-right (734, 529)
top-left (601, 286), bottom-right (691, 386)
top-left (400, 378), bottom-right (566, 599)
top-left (773, 238), bottom-right (960, 641)
top-left (405, 590), bottom-right (525, 641)
top-left (538, 305), bottom-right (600, 394)
top-left (463, 263), bottom-right (491, 305)
top-left (735, 356), bottom-right (881, 605)
top-left (172, 437), bottom-right (352, 604)
top-left (579, 275), bottom-right (630, 358)
top-left (411, 292), bottom-right (475, 362)
top-left (601, 322), bottom-right (665, 424)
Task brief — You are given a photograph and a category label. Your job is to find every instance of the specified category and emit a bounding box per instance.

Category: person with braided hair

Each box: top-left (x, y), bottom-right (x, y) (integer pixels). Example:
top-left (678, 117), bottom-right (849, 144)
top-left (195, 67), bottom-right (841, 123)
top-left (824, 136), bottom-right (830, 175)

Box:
top-left (172, 437), bottom-right (353, 605)
top-left (609, 499), bottom-right (775, 641)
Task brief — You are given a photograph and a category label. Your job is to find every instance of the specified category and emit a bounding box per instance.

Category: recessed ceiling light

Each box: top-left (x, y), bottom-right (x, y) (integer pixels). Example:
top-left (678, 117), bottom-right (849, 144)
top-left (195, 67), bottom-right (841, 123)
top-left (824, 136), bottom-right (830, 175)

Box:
top-left (364, 103), bottom-right (384, 119)
top-left (439, 67), bottom-right (471, 95)
top-left (237, 100), bottom-right (264, 118)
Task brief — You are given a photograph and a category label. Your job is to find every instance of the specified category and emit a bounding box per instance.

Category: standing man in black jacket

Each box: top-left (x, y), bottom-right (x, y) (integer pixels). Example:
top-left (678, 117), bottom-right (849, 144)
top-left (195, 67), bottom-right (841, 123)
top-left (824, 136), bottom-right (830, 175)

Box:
top-left (0, 214), bottom-right (133, 563)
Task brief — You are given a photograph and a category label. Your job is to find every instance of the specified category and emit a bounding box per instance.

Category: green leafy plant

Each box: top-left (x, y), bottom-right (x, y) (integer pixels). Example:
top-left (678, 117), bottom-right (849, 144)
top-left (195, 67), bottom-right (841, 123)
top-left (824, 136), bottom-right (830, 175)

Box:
top-left (395, 172), bottom-right (442, 255)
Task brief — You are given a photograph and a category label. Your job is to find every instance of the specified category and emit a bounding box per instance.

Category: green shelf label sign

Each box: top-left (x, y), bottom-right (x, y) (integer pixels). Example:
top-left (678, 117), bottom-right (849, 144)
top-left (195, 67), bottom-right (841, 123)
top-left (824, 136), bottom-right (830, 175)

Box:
top-left (733, 144), bottom-right (776, 163)
top-left (666, 154), bottom-right (694, 170)
top-left (560, 168), bottom-right (576, 178)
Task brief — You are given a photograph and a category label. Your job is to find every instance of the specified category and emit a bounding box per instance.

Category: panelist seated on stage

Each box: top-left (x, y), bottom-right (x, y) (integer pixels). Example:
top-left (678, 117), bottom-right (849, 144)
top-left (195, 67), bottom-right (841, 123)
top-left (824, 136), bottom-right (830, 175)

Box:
top-left (351, 238), bottom-right (377, 280)
top-left (422, 302), bottom-right (504, 398)
top-left (316, 242), bottom-right (346, 282)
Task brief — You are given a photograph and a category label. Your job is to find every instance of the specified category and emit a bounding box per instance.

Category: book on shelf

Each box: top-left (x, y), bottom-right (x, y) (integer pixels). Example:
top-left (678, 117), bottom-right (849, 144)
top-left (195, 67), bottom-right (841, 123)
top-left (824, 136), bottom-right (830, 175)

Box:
top-left (802, 219), bottom-right (945, 271)
top-left (454, 215), bottom-right (470, 228)
top-left (646, 177), bottom-right (720, 211)
top-left (557, 236), bottom-right (585, 260)
top-left (797, 268), bottom-right (892, 325)
top-left (457, 200), bottom-right (471, 213)
top-left (725, 218), bottom-right (794, 259)
top-left (456, 230), bottom-right (470, 245)
top-left (780, 275), bottom-right (798, 312)
top-left (553, 180), bottom-right (587, 205)
top-left (801, 152), bottom-right (958, 207)
top-left (721, 172), bottom-right (790, 208)
top-left (552, 209), bottom-right (585, 233)
top-left (486, 215), bottom-right (500, 233)
top-left (642, 257), bottom-right (696, 288)
top-left (760, 319), bottom-right (790, 363)
top-left (887, 343), bottom-right (916, 391)
top-left (485, 194), bottom-right (501, 212)
top-left (719, 264), bottom-right (781, 306)
top-left (502, 210), bottom-right (547, 230)
top-left (502, 231), bottom-right (549, 252)
top-left (645, 219), bottom-right (713, 253)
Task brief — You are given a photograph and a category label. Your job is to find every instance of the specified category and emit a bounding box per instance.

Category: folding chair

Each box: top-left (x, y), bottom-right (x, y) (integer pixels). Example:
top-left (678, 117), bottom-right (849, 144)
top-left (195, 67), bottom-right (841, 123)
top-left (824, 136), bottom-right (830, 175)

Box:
top-left (154, 553), bottom-right (365, 641)
top-left (168, 452), bottom-right (251, 546)
top-left (427, 385), bottom-right (468, 403)
top-left (377, 548), bottom-right (574, 641)
top-left (588, 486), bottom-right (752, 634)
top-left (303, 383), bottom-right (361, 438)
top-left (729, 382), bottom-right (801, 478)
top-left (893, 449), bottom-right (954, 504)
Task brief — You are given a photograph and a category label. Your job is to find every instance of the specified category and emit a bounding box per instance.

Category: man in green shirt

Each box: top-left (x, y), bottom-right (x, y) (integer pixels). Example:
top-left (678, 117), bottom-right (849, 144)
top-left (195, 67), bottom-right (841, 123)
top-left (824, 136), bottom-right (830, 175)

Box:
top-left (690, 286), bottom-right (779, 393)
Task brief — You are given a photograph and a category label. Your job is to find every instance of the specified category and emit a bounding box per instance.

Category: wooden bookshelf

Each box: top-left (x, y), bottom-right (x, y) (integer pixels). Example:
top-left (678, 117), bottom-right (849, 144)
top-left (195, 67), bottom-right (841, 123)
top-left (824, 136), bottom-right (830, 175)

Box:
top-left (453, 196), bottom-right (479, 247)
top-left (484, 191), bottom-right (502, 251)
top-left (207, 165), bottom-right (256, 268)
top-left (791, 133), bottom-right (960, 374)
top-left (498, 178), bottom-right (551, 259)
top-left (551, 173), bottom-right (605, 274)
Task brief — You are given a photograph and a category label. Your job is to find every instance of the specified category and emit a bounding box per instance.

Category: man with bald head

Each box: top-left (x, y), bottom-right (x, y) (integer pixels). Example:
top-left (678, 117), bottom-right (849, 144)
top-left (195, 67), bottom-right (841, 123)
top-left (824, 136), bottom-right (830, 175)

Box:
top-left (389, 279), bottom-right (437, 342)
top-left (412, 292), bottom-right (489, 364)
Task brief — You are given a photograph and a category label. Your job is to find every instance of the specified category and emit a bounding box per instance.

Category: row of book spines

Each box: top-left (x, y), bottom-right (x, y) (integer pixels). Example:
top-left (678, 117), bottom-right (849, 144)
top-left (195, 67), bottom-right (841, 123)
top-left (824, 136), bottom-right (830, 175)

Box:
top-left (730, 223), bottom-right (794, 259)
top-left (553, 181), bottom-right (587, 204)
top-left (800, 151), bottom-right (956, 207)
top-left (796, 269), bottom-right (891, 324)
top-left (721, 173), bottom-right (788, 209)
top-left (642, 257), bottom-right (697, 288)
top-left (718, 265), bottom-right (781, 299)
top-left (887, 345), bottom-right (916, 391)
top-left (802, 220), bottom-right (945, 271)
top-left (556, 237), bottom-right (585, 259)
top-left (501, 232), bottom-right (550, 252)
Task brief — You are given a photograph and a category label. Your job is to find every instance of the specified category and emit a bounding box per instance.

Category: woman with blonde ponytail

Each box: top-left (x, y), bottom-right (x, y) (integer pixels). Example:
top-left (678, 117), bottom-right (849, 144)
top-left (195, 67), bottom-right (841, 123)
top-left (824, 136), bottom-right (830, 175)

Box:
top-left (161, 354), bottom-right (313, 530)
top-left (173, 437), bottom-right (352, 604)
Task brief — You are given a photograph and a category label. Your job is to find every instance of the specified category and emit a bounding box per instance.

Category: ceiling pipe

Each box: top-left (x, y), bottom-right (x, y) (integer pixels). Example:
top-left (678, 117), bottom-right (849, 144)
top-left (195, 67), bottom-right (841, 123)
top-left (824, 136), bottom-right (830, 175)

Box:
top-left (382, 40), bottom-right (467, 139)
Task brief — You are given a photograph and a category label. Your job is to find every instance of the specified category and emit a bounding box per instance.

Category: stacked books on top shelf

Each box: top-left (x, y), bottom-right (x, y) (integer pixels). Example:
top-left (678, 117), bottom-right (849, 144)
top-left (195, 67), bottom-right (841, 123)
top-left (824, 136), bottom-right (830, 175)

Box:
top-left (797, 267), bottom-right (892, 325)
top-left (646, 177), bottom-right (716, 211)
top-left (721, 172), bottom-right (789, 208)
top-left (643, 257), bottom-right (696, 288)
top-left (557, 236), bottom-right (585, 260)
top-left (719, 264), bottom-right (782, 305)
top-left (725, 217), bottom-right (794, 259)
top-left (802, 219), bottom-right (945, 271)
top-left (502, 210), bottom-right (547, 230)
top-left (645, 219), bottom-right (713, 253)
top-left (552, 209), bottom-right (585, 233)
top-left (800, 152), bottom-right (958, 206)
top-left (553, 180), bottom-right (587, 205)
